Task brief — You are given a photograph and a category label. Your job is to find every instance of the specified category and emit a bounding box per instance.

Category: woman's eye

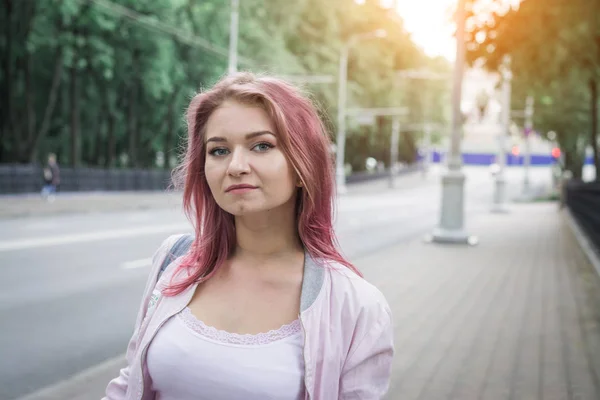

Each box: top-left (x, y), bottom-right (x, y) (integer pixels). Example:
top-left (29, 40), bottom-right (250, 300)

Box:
top-left (208, 148), bottom-right (229, 156)
top-left (253, 142), bottom-right (274, 152)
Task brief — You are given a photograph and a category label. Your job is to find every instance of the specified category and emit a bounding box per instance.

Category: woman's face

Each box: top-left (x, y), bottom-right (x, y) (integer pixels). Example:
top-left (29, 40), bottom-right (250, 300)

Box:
top-left (204, 100), bottom-right (299, 216)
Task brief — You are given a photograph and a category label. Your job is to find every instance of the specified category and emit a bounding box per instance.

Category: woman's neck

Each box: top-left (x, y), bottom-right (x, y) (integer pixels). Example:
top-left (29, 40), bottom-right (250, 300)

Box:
top-left (233, 209), bottom-right (302, 261)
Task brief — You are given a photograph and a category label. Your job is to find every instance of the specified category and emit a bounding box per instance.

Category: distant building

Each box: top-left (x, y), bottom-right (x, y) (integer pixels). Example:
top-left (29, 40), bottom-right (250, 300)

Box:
top-left (433, 65), bottom-right (553, 166)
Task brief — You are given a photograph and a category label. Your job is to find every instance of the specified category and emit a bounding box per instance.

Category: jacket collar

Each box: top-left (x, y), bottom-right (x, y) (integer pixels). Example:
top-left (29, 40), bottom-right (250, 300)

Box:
top-left (162, 250), bottom-right (324, 313)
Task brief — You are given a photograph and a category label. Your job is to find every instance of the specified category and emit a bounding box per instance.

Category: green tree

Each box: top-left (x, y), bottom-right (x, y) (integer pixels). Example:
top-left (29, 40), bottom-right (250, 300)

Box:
top-left (1, 0), bottom-right (451, 174)
top-left (466, 0), bottom-right (600, 179)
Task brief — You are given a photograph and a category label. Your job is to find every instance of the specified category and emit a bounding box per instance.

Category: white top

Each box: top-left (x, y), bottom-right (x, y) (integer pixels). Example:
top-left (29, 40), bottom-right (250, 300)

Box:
top-left (147, 307), bottom-right (305, 400)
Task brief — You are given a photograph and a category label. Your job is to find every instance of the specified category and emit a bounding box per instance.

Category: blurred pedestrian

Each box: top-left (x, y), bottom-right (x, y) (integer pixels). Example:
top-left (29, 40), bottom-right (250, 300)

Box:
top-left (104, 73), bottom-right (393, 400)
top-left (40, 153), bottom-right (60, 202)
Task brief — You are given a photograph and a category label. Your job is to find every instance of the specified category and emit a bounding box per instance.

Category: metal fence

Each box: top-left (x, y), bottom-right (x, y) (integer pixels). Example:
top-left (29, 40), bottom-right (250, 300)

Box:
top-left (566, 180), bottom-right (600, 254)
top-left (0, 163), bottom-right (424, 194)
top-left (0, 164), bottom-right (173, 194)
top-left (346, 163), bottom-right (422, 184)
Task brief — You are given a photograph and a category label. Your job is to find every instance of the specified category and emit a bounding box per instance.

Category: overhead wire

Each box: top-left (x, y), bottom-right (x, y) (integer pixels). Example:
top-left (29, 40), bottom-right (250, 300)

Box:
top-left (74, 0), bottom-right (331, 81)
top-left (81, 0), bottom-right (257, 67)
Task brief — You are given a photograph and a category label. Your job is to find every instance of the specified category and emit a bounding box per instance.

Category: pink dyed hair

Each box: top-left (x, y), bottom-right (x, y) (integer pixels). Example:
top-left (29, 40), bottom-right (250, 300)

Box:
top-left (164, 72), bottom-right (361, 296)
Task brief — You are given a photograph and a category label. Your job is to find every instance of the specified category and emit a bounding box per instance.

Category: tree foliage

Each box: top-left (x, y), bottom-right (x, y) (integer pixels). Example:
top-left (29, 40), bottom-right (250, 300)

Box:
top-left (1, 0), bottom-right (450, 171)
top-left (466, 0), bottom-right (600, 179)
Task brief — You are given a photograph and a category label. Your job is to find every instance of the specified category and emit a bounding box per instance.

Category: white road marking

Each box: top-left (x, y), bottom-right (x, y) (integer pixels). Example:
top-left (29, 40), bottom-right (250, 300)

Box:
top-left (0, 223), bottom-right (191, 252)
top-left (15, 354), bottom-right (126, 400)
top-left (121, 257), bottom-right (153, 269)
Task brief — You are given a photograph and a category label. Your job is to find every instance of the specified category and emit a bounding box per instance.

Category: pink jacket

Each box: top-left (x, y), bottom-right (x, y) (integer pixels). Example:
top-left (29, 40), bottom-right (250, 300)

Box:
top-left (104, 234), bottom-right (394, 399)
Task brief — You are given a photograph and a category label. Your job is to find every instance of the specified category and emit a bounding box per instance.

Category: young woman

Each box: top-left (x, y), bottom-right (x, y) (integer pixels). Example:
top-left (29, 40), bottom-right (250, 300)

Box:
top-left (104, 73), bottom-right (394, 400)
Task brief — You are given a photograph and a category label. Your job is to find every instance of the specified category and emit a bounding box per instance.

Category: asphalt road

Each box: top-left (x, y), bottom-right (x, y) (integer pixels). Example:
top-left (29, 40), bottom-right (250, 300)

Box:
top-left (0, 166), bottom-right (552, 400)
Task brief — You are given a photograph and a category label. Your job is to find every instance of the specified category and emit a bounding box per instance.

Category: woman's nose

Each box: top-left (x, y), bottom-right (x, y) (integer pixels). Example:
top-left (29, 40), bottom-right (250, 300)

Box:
top-left (227, 148), bottom-right (251, 176)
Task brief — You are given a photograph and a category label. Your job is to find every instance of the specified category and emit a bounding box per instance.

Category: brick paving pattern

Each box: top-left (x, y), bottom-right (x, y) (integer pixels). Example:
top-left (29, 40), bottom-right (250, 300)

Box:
top-left (357, 202), bottom-right (600, 400)
top-left (12, 201), bottom-right (600, 399)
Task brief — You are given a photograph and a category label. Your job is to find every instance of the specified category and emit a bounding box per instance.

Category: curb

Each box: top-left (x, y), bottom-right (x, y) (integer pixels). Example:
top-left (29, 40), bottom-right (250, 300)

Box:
top-left (0, 191), bottom-right (184, 220)
top-left (563, 207), bottom-right (600, 279)
top-left (1, 173), bottom-right (425, 220)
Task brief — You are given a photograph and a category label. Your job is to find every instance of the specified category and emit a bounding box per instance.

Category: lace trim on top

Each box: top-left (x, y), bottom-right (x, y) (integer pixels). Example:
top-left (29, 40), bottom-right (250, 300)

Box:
top-left (178, 307), bottom-right (302, 345)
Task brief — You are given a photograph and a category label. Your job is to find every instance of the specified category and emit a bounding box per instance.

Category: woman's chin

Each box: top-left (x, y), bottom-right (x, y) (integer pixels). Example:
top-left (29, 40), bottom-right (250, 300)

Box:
top-left (223, 202), bottom-right (264, 216)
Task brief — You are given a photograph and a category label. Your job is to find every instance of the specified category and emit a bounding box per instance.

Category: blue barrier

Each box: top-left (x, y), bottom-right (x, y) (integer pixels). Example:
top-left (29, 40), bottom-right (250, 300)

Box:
top-left (424, 152), bottom-right (594, 166)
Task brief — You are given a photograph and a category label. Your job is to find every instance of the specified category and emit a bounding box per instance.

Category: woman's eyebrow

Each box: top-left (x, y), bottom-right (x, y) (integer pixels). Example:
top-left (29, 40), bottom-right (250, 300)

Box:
top-left (205, 131), bottom-right (275, 144)
top-left (245, 131), bottom-right (275, 140)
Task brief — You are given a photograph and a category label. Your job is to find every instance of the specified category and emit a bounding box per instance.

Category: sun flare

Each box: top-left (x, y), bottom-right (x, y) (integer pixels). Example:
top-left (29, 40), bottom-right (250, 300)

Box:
top-left (394, 0), bottom-right (521, 61)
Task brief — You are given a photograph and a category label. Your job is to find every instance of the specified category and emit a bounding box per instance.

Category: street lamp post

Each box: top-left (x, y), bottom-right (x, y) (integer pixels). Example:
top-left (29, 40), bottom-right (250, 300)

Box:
top-left (336, 42), bottom-right (350, 194)
top-left (420, 90), bottom-right (433, 176)
top-left (389, 116), bottom-right (401, 188)
top-left (335, 29), bottom-right (386, 194)
top-left (423, 122), bottom-right (433, 173)
top-left (522, 95), bottom-right (534, 194)
top-left (491, 55), bottom-right (512, 213)
top-left (228, 0), bottom-right (239, 74)
top-left (430, 0), bottom-right (475, 244)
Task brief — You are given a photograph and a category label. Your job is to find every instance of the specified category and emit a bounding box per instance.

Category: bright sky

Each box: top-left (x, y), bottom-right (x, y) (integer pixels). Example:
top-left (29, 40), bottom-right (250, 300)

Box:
top-left (394, 0), bottom-right (456, 60)
top-left (392, 0), bottom-right (521, 61)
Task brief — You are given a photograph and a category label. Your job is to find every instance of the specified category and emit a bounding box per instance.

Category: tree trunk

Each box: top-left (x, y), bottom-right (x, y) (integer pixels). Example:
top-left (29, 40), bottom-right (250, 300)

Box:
top-left (2, 0), bottom-right (13, 162)
top-left (135, 83), bottom-right (142, 166)
top-left (106, 112), bottom-right (116, 168)
top-left (25, 51), bottom-right (35, 146)
top-left (127, 82), bottom-right (137, 167)
top-left (104, 86), bottom-right (118, 168)
top-left (128, 50), bottom-right (140, 168)
top-left (5, 0), bottom-right (37, 163)
top-left (590, 78), bottom-right (599, 181)
top-left (564, 148), bottom-right (584, 181)
top-left (81, 26), bottom-right (95, 165)
top-left (27, 48), bottom-right (64, 163)
top-left (163, 91), bottom-right (178, 170)
top-left (70, 64), bottom-right (81, 167)
top-left (22, 1), bottom-right (36, 151)
top-left (93, 110), bottom-right (103, 165)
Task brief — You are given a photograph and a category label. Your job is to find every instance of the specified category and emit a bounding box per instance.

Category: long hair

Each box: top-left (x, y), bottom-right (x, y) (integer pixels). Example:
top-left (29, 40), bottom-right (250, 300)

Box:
top-left (164, 72), bottom-right (361, 296)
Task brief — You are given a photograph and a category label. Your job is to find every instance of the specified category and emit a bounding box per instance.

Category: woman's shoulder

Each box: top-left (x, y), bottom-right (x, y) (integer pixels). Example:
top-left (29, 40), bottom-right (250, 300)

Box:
top-left (321, 260), bottom-right (391, 318)
top-left (151, 234), bottom-right (192, 281)
top-left (152, 234), bottom-right (189, 266)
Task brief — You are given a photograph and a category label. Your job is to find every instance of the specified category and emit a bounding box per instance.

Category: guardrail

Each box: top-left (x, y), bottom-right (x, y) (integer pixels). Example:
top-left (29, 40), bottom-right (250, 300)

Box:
top-left (345, 163), bottom-right (422, 184)
top-left (0, 163), bottom-right (423, 194)
top-left (0, 165), bottom-right (172, 194)
top-left (565, 180), bottom-right (600, 254)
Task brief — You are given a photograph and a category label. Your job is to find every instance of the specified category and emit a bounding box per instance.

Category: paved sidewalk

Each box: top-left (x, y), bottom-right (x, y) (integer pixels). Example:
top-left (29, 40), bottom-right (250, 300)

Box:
top-left (359, 202), bottom-right (600, 400)
top-left (16, 201), bottom-right (600, 400)
top-left (0, 190), bottom-right (185, 219)
top-left (0, 171), bottom-right (430, 220)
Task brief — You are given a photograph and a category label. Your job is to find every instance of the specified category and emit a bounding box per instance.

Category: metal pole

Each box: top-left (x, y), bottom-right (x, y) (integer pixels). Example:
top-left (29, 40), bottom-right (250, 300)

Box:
top-left (431, 0), bottom-right (474, 244)
top-left (422, 89), bottom-right (433, 176)
top-left (423, 123), bottom-right (432, 174)
top-left (389, 116), bottom-right (400, 188)
top-left (335, 44), bottom-right (349, 194)
top-left (523, 95), bottom-right (534, 194)
top-left (228, 0), bottom-right (239, 74)
top-left (492, 54), bottom-right (511, 213)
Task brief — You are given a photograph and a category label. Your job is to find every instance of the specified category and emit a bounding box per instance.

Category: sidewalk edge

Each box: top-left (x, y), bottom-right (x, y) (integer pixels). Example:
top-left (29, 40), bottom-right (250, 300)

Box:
top-left (563, 207), bottom-right (600, 279)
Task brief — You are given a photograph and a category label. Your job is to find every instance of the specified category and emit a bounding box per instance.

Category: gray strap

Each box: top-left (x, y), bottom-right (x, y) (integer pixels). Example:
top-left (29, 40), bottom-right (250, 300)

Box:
top-left (158, 234), bottom-right (194, 279)
top-left (300, 253), bottom-right (325, 312)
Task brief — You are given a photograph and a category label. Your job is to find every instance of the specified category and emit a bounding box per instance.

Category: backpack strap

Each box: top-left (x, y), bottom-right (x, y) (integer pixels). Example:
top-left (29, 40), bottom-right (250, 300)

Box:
top-left (158, 234), bottom-right (194, 280)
